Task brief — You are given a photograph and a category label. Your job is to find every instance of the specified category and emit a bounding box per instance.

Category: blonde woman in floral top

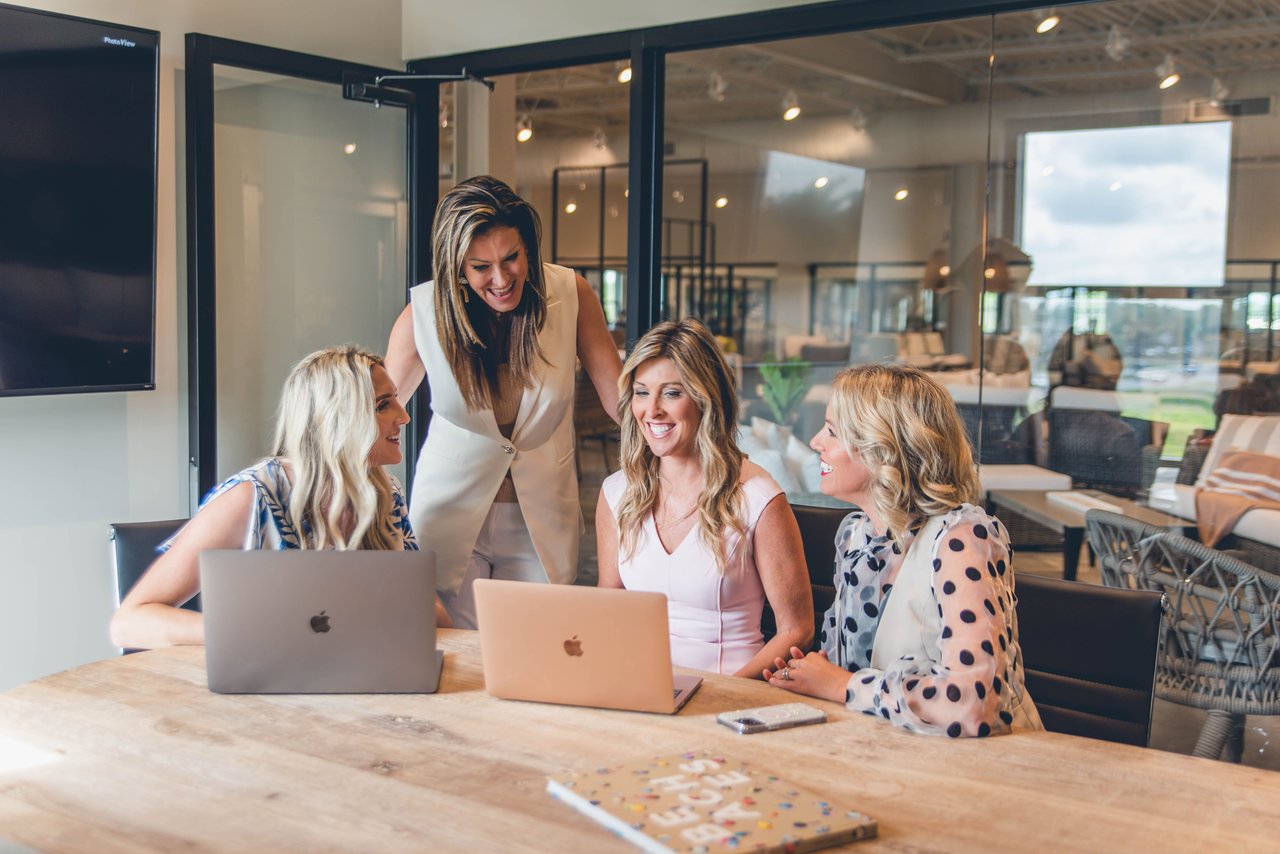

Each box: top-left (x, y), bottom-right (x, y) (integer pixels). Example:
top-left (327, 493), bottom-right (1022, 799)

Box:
top-left (764, 364), bottom-right (1042, 738)
top-left (110, 346), bottom-right (448, 650)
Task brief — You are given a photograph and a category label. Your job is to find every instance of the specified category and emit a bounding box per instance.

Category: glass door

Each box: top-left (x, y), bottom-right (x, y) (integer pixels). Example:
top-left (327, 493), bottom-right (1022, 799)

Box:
top-left (186, 36), bottom-right (428, 498)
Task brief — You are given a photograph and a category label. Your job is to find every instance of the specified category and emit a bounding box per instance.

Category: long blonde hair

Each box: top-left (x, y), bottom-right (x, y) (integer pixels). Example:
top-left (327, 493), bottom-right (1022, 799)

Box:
top-left (616, 319), bottom-right (743, 572)
top-left (828, 364), bottom-right (981, 546)
top-left (271, 346), bottom-right (403, 550)
top-left (432, 175), bottom-right (548, 410)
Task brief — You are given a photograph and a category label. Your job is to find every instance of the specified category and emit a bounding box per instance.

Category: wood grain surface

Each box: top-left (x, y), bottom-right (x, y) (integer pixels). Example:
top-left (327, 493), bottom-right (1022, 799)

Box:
top-left (0, 629), bottom-right (1277, 852)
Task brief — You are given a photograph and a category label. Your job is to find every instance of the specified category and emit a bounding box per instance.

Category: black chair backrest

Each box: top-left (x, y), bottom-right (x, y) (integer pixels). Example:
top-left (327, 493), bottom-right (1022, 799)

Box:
top-left (110, 519), bottom-right (199, 612)
top-left (1015, 573), bottom-right (1162, 746)
top-left (762, 503), bottom-right (850, 651)
top-left (955, 402), bottom-right (1034, 465)
top-left (1047, 408), bottom-right (1144, 496)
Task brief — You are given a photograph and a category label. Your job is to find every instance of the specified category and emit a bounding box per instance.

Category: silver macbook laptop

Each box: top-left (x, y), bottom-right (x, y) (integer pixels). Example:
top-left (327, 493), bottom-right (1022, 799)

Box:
top-left (473, 579), bottom-right (701, 714)
top-left (200, 549), bottom-right (443, 694)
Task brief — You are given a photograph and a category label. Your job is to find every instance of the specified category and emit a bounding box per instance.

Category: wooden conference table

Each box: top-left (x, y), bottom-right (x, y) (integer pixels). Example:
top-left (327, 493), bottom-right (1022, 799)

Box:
top-left (1, 630), bottom-right (1278, 852)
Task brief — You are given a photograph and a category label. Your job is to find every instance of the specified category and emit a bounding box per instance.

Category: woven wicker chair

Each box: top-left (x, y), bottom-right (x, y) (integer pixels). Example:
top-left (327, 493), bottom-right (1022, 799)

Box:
top-left (1086, 510), bottom-right (1280, 762)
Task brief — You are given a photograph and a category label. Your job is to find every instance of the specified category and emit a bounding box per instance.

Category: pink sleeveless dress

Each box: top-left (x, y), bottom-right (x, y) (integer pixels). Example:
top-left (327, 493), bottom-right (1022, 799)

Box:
top-left (601, 462), bottom-right (783, 674)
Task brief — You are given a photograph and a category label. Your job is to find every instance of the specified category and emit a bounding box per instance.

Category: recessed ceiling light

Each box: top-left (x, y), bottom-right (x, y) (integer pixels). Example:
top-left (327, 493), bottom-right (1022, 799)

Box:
top-left (1041, 166), bottom-right (1055, 177)
top-left (714, 196), bottom-right (728, 208)
top-left (814, 176), bottom-right (829, 189)
top-left (617, 64), bottom-right (632, 84)
top-left (564, 201), bottom-right (578, 214)
top-left (342, 143), bottom-right (357, 155)
top-left (1109, 182), bottom-right (1123, 192)
top-left (939, 265), bottom-right (952, 277)
top-left (894, 188), bottom-right (909, 201)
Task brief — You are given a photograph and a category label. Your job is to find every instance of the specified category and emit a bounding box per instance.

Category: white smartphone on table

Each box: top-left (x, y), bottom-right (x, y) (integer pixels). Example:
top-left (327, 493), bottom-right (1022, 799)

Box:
top-left (716, 702), bottom-right (827, 734)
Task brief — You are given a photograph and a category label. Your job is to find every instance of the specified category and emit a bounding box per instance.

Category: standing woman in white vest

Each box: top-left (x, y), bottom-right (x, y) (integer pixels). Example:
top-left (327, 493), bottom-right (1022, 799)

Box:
top-left (385, 176), bottom-right (622, 629)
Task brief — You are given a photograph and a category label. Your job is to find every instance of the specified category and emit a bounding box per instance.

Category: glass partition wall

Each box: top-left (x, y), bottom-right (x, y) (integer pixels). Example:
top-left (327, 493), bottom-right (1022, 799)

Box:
top-left (660, 21), bottom-right (989, 498)
top-left (416, 0), bottom-right (1280, 568)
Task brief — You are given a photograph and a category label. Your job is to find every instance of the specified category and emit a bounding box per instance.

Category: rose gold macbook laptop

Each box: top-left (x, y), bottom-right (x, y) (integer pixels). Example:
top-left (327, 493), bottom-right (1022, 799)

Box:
top-left (200, 549), bottom-right (443, 694)
top-left (473, 579), bottom-right (702, 714)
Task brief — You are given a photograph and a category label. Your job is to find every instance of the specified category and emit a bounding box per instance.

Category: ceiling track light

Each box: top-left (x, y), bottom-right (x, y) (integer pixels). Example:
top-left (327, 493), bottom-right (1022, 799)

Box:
top-left (781, 90), bottom-right (801, 121)
top-left (1156, 54), bottom-right (1180, 90)
top-left (515, 113), bottom-right (533, 143)
top-left (1035, 7), bottom-right (1060, 34)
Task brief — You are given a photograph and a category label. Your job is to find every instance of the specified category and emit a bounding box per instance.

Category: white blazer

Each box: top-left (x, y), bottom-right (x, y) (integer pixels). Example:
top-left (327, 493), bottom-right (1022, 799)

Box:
top-left (407, 263), bottom-right (582, 593)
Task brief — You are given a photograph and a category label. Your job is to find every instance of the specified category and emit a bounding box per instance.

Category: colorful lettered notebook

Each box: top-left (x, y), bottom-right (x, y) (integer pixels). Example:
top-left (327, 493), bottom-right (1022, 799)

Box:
top-left (545, 750), bottom-right (877, 853)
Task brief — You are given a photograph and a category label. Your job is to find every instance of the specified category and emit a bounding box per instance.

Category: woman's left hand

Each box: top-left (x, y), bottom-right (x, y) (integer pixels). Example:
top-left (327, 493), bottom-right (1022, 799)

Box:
top-left (762, 647), bottom-right (850, 703)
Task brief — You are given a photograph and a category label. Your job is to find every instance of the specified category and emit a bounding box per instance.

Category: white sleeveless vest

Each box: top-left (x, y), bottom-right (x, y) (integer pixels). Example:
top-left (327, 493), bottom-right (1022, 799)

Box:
top-left (407, 263), bottom-right (582, 593)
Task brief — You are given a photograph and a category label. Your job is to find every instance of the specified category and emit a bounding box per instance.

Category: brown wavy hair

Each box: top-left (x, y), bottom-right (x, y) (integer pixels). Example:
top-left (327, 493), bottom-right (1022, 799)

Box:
top-left (828, 363), bottom-right (981, 546)
top-left (615, 319), bottom-right (743, 572)
top-left (432, 175), bottom-right (548, 410)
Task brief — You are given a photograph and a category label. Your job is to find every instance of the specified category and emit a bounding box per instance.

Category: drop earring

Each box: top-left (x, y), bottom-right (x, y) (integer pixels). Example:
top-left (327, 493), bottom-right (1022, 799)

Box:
top-left (459, 278), bottom-right (470, 303)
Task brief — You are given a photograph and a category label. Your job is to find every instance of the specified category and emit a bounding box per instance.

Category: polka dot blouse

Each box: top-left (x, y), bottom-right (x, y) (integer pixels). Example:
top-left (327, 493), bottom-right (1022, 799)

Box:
top-left (818, 504), bottom-right (1040, 738)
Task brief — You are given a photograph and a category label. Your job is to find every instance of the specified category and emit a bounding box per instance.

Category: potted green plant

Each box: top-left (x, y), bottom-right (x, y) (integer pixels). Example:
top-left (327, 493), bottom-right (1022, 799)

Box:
top-left (758, 356), bottom-right (811, 427)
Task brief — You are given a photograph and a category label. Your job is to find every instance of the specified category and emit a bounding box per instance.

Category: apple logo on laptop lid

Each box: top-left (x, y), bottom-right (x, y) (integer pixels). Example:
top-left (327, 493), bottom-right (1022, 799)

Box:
top-left (563, 635), bottom-right (583, 656)
top-left (310, 611), bottom-right (331, 633)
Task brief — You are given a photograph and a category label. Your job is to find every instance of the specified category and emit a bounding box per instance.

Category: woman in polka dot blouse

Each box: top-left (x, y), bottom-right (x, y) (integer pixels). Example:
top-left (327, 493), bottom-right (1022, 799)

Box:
top-left (764, 364), bottom-right (1043, 737)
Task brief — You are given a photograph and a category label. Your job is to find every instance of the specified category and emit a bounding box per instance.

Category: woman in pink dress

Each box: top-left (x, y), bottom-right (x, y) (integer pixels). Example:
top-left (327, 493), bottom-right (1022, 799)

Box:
top-left (597, 318), bottom-right (812, 676)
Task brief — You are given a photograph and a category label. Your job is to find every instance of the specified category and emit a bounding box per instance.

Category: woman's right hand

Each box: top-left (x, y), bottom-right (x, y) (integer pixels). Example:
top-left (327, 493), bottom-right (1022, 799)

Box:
top-left (763, 647), bottom-right (849, 703)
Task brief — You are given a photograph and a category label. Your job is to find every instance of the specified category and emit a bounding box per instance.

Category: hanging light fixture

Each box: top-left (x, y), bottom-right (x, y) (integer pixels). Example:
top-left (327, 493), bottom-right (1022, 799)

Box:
top-left (1210, 77), bottom-right (1230, 107)
top-left (707, 71), bottom-right (727, 103)
top-left (781, 90), bottom-right (801, 121)
top-left (1104, 25), bottom-right (1130, 62)
top-left (1035, 8), bottom-right (1060, 34)
top-left (515, 114), bottom-right (533, 142)
top-left (1156, 54), bottom-right (1180, 90)
top-left (616, 62), bottom-right (632, 84)
top-left (849, 104), bottom-right (868, 132)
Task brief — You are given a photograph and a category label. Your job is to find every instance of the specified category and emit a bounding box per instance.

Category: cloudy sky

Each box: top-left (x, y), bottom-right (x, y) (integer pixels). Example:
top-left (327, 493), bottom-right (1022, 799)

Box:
top-left (1021, 121), bottom-right (1231, 288)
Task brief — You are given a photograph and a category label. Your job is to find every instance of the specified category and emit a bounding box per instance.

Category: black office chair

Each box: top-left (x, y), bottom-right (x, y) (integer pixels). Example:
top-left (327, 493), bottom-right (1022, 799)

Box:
top-left (110, 518), bottom-right (198, 615)
top-left (1015, 573), bottom-right (1162, 746)
top-left (761, 503), bottom-right (849, 651)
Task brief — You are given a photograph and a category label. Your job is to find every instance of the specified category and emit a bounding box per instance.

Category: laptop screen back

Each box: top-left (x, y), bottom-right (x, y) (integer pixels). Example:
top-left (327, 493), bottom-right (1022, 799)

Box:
top-left (474, 579), bottom-right (697, 713)
top-left (200, 549), bottom-right (440, 694)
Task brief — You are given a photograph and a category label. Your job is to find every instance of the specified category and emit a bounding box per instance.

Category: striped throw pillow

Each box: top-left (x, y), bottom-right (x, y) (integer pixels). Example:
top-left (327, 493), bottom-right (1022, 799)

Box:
top-left (1196, 415), bottom-right (1280, 488)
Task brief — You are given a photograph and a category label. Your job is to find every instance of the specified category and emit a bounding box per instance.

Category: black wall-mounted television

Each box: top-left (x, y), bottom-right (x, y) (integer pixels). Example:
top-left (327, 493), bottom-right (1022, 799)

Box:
top-left (0, 3), bottom-right (158, 396)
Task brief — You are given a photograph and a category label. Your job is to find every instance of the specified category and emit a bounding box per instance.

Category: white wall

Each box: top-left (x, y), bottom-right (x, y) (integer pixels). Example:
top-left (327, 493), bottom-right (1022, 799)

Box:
top-left (0, 0), bottom-right (402, 691)
top-left (403, 0), bottom-right (821, 59)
